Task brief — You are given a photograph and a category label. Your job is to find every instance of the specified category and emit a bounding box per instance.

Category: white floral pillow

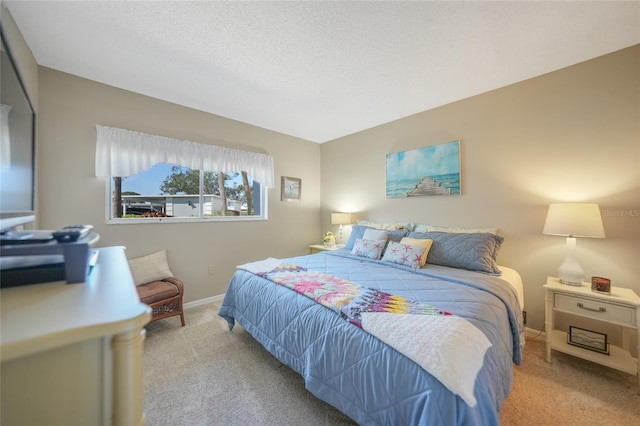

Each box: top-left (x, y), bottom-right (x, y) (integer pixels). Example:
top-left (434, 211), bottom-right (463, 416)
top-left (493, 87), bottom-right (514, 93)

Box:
top-left (351, 238), bottom-right (386, 260)
top-left (381, 241), bottom-right (426, 269)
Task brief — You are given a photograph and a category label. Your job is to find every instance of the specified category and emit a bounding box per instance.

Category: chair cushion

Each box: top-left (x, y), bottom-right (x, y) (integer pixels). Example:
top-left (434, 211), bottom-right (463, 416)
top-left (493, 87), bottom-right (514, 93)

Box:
top-left (137, 280), bottom-right (180, 304)
top-left (128, 250), bottom-right (174, 286)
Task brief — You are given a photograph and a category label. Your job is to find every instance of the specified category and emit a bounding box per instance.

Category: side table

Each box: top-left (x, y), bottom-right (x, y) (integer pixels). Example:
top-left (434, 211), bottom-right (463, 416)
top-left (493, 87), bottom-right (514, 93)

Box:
top-left (543, 276), bottom-right (640, 393)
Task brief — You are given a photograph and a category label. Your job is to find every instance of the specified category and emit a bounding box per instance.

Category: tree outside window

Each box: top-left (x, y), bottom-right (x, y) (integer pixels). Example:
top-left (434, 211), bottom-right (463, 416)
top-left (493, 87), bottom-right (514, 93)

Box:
top-left (109, 163), bottom-right (263, 221)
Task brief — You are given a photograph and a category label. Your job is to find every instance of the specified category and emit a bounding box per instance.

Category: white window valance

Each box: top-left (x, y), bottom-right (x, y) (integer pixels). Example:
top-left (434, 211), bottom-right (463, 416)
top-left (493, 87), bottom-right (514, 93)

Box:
top-left (95, 125), bottom-right (274, 188)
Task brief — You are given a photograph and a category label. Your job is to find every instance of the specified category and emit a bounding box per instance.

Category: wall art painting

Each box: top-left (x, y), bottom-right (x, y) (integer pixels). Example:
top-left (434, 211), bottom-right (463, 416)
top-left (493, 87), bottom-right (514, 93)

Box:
top-left (281, 176), bottom-right (301, 201)
top-left (568, 326), bottom-right (609, 355)
top-left (386, 140), bottom-right (461, 198)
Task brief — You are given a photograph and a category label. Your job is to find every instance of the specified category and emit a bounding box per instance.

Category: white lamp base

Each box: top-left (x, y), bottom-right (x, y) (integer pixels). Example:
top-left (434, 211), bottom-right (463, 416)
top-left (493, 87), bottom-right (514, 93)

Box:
top-left (557, 237), bottom-right (585, 286)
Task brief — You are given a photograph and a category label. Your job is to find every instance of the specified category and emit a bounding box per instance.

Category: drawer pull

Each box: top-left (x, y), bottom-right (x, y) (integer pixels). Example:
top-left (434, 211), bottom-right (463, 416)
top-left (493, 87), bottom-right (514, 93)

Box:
top-left (577, 302), bottom-right (606, 313)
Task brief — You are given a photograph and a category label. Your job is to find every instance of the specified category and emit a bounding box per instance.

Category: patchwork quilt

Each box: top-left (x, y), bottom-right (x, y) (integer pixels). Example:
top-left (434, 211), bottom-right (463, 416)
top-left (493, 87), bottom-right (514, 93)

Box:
top-left (262, 264), bottom-right (451, 325)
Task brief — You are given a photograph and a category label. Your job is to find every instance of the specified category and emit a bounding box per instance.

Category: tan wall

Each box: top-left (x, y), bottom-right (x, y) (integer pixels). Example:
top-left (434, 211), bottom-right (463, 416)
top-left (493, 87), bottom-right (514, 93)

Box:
top-left (37, 68), bottom-right (321, 303)
top-left (320, 45), bottom-right (640, 331)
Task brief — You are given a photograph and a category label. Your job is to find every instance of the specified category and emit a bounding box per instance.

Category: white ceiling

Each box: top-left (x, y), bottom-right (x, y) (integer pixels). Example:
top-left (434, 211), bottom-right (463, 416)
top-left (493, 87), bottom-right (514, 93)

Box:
top-left (5, 1), bottom-right (640, 143)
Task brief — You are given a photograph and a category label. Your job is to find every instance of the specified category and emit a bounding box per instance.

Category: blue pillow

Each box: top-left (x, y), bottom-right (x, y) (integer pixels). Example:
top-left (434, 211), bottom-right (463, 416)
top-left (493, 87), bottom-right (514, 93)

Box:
top-left (345, 225), bottom-right (374, 250)
top-left (407, 231), bottom-right (504, 275)
top-left (387, 229), bottom-right (409, 244)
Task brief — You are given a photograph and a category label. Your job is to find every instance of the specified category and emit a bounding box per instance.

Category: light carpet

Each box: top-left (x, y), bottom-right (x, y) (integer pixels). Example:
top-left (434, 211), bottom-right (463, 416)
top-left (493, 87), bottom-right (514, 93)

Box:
top-left (143, 302), bottom-right (639, 425)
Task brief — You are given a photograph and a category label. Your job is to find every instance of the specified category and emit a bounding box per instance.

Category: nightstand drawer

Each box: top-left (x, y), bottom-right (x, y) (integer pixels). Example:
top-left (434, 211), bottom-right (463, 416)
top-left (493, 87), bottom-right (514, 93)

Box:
top-left (555, 293), bottom-right (636, 326)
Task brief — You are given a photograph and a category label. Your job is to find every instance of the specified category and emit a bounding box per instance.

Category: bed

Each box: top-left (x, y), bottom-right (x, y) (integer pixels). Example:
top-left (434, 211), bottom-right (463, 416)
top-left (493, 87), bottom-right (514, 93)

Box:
top-left (219, 225), bottom-right (525, 425)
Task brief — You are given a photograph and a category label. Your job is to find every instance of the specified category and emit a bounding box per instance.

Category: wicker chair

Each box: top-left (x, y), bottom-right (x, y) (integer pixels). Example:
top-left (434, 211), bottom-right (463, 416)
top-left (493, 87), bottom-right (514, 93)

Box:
top-left (136, 276), bottom-right (185, 326)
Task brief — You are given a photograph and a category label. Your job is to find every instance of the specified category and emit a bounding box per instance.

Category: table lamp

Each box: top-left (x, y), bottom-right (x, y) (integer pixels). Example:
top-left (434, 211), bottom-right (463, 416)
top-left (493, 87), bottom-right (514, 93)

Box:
top-left (331, 213), bottom-right (353, 244)
top-left (542, 203), bottom-right (605, 285)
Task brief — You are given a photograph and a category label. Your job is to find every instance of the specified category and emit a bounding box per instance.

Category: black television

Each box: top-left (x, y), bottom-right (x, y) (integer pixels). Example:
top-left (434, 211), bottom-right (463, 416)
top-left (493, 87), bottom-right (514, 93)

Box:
top-left (0, 28), bottom-right (36, 234)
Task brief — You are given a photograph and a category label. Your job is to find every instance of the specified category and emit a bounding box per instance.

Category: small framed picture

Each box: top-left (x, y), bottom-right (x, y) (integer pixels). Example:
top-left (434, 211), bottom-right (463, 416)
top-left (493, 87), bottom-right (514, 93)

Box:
top-left (281, 176), bottom-right (301, 201)
top-left (591, 276), bottom-right (611, 293)
top-left (567, 326), bottom-right (609, 355)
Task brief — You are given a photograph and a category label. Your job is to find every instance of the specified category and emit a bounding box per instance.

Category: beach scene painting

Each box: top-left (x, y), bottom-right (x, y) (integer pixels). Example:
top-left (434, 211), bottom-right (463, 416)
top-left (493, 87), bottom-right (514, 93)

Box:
top-left (386, 140), bottom-right (461, 198)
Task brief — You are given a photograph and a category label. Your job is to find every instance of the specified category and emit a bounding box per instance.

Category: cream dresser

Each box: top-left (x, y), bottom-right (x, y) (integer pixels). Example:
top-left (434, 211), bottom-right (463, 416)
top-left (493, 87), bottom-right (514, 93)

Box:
top-left (1, 246), bottom-right (151, 425)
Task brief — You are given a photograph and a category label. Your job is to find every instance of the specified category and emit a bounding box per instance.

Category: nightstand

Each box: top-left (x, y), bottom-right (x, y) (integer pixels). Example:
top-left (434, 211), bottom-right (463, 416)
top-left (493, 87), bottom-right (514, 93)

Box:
top-left (544, 277), bottom-right (640, 393)
top-left (309, 244), bottom-right (344, 254)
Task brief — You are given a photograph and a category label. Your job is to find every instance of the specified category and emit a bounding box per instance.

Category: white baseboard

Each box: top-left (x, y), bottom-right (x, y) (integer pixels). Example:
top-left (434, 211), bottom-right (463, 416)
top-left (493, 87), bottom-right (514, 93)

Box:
top-left (184, 294), bottom-right (225, 310)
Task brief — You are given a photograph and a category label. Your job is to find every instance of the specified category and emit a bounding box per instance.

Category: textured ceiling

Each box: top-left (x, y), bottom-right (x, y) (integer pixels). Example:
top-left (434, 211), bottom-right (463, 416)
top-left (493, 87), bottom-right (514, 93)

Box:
top-left (5, 1), bottom-right (640, 143)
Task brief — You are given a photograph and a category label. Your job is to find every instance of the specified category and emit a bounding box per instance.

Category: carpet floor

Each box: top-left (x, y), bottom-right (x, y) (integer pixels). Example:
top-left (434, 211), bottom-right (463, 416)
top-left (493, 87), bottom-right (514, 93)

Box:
top-left (143, 302), bottom-right (639, 425)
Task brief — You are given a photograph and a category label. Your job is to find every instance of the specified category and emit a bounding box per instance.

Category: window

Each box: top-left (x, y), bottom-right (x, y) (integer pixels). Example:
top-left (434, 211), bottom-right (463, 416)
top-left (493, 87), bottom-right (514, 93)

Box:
top-left (96, 126), bottom-right (273, 223)
top-left (108, 163), bottom-right (265, 221)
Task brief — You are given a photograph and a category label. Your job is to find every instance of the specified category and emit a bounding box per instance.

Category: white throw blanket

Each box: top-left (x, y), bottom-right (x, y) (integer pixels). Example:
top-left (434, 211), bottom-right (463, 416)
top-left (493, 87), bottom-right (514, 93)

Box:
top-left (237, 257), bottom-right (281, 274)
top-left (360, 312), bottom-right (491, 407)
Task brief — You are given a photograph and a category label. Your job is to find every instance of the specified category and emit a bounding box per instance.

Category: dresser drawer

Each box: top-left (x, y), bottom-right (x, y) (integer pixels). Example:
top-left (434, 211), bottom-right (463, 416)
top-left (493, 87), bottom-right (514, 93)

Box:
top-left (554, 293), bottom-right (636, 326)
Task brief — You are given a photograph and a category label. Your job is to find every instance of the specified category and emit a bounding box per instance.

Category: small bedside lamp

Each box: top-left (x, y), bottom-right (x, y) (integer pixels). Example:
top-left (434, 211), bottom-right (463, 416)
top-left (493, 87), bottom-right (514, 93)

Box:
top-left (543, 203), bottom-right (605, 286)
top-left (331, 213), bottom-right (353, 244)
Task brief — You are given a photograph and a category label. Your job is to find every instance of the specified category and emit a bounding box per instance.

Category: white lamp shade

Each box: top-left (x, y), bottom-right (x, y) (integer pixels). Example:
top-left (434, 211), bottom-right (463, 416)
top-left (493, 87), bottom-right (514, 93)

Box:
top-left (331, 213), bottom-right (353, 225)
top-left (543, 203), bottom-right (605, 238)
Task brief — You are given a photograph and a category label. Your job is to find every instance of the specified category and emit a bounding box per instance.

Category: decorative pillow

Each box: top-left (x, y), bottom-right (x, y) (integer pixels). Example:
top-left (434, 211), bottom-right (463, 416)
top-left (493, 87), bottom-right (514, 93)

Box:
top-left (347, 224), bottom-right (412, 251)
top-left (381, 241), bottom-right (426, 269)
top-left (357, 220), bottom-right (415, 231)
top-left (425, 225), bottom-right (498, 235)
top-left (387, 229), bottom-right (409, 243)
top-left (351, 238), bottom-right (386, 260)
top-left (128, 249), bottom-right (174, 286)
top-left (363, 228), bottom-right (388, 242)
top-left (413, 223), bottom-right (433, 233)
top-left (400, 237), bottom-right (433, 267)
top-left (407, 231), bottom-right (503, 275)
top-left (345, 225), bottom-right (374, 250)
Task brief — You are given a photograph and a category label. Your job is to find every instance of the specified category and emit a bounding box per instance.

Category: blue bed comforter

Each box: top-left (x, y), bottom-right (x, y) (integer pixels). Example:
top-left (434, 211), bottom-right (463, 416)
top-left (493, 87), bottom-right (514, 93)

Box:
top-left (218, 250), bottom-right (524, 425)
